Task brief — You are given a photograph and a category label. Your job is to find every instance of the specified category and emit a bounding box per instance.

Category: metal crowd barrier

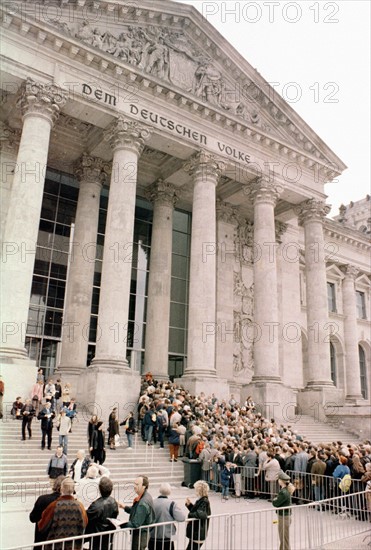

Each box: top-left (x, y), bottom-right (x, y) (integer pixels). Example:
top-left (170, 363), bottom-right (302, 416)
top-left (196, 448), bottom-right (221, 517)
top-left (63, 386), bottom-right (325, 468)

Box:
top-left (5, 492), bottom-right (369, 550)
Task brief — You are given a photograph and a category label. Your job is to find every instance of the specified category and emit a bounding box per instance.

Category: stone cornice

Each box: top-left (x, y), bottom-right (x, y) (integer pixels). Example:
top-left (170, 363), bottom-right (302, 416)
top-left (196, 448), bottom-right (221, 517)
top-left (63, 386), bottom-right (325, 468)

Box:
top-left (324, 219), bottom-right (371, 251)
top-left (0, 4), bottom-right (344, 180)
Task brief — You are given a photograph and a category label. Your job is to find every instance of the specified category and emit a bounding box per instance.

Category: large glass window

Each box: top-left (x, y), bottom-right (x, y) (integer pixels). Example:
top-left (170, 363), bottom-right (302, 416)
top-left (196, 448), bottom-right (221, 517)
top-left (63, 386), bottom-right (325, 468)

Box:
top-left (327, 282), bottom-right (337, 313)
top-left (356, 291), bottom-right (367, 319)
top-left (359, 345), bottom-right (368, 399)
top-left (27, 169), bottom-right (191, 377)
top-left (330, 342), bottom-right (337, 386)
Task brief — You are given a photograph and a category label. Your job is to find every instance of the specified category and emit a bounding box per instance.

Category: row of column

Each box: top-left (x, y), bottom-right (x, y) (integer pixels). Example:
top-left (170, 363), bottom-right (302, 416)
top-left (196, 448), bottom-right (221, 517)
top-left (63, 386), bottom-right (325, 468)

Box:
top-left (0, 78), bottom-right (364, 400)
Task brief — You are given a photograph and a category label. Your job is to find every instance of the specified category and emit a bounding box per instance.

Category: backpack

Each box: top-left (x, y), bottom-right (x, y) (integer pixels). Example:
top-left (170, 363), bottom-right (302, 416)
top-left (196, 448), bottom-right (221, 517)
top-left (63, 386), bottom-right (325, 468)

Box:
top-left (339, 474), bottom-right (352, 493)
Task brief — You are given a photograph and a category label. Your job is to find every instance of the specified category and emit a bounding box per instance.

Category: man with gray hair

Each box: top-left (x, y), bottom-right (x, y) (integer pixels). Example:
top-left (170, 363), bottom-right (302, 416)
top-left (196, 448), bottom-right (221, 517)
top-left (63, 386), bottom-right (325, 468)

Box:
top-left (75, 463), bottom-right (110, 510)
top-left (149, 483), bottom-right (185, 550)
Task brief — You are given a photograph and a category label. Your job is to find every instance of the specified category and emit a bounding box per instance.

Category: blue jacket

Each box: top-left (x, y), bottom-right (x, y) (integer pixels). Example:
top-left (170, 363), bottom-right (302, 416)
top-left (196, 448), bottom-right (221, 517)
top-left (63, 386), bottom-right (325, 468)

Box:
top-left (221, 467), bottom-right (234, 486)
top-left (333, 464), bottom-right (350, 480)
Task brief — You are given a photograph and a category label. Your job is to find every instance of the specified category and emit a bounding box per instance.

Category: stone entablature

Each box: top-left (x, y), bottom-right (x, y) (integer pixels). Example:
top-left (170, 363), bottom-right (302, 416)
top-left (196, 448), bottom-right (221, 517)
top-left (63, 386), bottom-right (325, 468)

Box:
top-left (1, 1), bottom-right (345, 183)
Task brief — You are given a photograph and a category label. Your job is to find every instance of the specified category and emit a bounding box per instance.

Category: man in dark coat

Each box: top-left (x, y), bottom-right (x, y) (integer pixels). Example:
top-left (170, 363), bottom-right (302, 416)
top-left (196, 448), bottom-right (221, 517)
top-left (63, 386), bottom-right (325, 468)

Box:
top-left (38, 402), bottom-right (55, 450)
top-left (85, 477), bottom-right (119, 550)
top-left (119, 475), bottom-right (155, 550)
top-left (29, 475), bottom-right (64, 543)
top-left (21, 399), bottom-right (36, 440)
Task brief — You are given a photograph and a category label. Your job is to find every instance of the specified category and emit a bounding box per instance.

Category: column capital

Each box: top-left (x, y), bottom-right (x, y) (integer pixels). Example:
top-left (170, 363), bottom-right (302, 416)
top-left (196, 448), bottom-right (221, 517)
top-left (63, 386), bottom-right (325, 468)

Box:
top-left (297, 198), bottom-right (331, 226)
top-left (184, 149), bottom-right (225, 182)
top-left (216, 199), bottom-right (239, 225)
top-left (145, 179), bottom-right (178, 207)
top-left (17, 78), bottom-right (68, 125)
top-left (244, 176), bottom-right (282, 205)
top-left (75, 153), bottom-right (110, 185)
top-left (104, 116), bottom-right (152, 154)
top-left (340, 264), bottom-right (359, 280)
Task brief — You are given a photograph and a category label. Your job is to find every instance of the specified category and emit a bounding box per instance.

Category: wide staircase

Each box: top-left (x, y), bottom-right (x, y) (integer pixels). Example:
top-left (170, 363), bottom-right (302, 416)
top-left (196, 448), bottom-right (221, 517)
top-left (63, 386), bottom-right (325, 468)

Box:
top-left (0, 415), bottom-right (184, 501)
top-left (0, 412), bottom-right (364, 501)
top-left (287, 414), bottom-right (364, 444)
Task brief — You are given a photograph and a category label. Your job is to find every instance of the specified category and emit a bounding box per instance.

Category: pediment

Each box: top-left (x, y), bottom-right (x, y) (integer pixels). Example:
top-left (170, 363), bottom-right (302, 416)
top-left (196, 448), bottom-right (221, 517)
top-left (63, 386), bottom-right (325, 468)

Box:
top-left (326, 264), bottom-right (344, 280)
top-left (356, 274), bottom-right (371, 288)
top-left (2, 0), bottom-right (345, 174)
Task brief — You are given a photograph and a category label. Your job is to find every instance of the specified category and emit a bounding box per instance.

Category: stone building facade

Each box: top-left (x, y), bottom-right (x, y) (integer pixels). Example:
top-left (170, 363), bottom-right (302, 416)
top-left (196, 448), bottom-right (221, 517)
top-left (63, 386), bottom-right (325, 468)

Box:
top-left (1, 0), bottom-right (370, 431)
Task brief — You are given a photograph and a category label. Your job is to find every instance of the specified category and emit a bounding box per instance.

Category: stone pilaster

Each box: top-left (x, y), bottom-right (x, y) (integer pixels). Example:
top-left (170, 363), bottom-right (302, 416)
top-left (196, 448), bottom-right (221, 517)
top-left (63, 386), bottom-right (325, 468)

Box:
top-left (297, 198), bottom-right (333, 387)
top-left (0, 123), bottom-right (21, 245)
top-left (341, 264), bottom-right (363, 401)
top-left (57, 154), bottom-right (108, 385)
top-left (180, 150), bottom-right (224, 394)
top-left (91, 117), bottom-right (152, 370)
top-left (1, 79), bottom-right (67, 360)
top-left (144, 179), bottom-right (178, 380)
top-left (245, 177), bottom-right (282, 383)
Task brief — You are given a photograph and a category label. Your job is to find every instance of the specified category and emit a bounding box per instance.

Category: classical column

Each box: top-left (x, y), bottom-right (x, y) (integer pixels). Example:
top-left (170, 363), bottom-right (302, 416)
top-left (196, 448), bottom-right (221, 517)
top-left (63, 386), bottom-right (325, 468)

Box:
top-left (298, 199), bottom-right (333, 387)
top-left (58, 154), bottom-right (108, 376)
top-left (144, 180), bottom-right (178, 379)
top-left (0, 122), bottom-right (21, 245)
top-left (183, 150), bottom-right (223, 379)
top-left (341, 264), bottom-right (363, 401)
top-left (91, 117), bottom-right (151, 370)
top-left (246, 177), bottom-right (282, 382)
top-left (0, 78), bottom-right (67, 360)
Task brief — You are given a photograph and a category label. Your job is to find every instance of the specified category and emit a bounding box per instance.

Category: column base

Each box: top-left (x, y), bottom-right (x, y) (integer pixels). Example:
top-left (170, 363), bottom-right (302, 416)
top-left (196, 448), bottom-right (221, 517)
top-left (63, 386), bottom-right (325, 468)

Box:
top-left (251, 376), bottom-right (281, 384)
top-left (305, 380), bottom-right (334, 389)
top-left (0, 356), bottom-right (38, 412)
top-left (345, 394), bottom-right (365, 405)
top-left (242, 381), bottom-right (295, 422)
top-left (54, 366), bottom-right (85, 400)
top-left (175, 375), bottom-right (230, 400)
top-left (77, 366), bottom-right (141, 423)
top-left (0, 346), bottom-right (29, 360)
top-left (298, 386), bottom-right (345, 422)
top-left (90, 357), bottom-right (130, 370)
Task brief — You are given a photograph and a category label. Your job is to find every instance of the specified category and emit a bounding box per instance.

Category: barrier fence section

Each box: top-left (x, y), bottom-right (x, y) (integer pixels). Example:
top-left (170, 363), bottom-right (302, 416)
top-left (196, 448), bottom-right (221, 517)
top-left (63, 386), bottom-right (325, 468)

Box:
top-left (5, 491), bottom-right (369, 550)
top-left (201, 465), bottom-right (367, 504)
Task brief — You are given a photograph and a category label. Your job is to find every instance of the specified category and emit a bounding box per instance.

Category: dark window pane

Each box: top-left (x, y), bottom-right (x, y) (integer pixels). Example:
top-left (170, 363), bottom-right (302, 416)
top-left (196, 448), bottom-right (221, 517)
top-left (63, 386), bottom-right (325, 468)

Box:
top-left (172, 255), bottom-right (188, 279)
top-left (30, 277), bottom-right (47, 306)
top-left (93, 265), bottom-right (102, 286)
top-left (44, 179), bottom-right (60, 195)
top-left (47, 280), bottom-right (66, 309)
top-left (27, 307), bottom-right (45, 336)
top-left (169, 328), bottom-right (186, 354)
top-left (171, 278), bottom-right (187, 303)
top-left (127, 321), bottom-right (146, 349)
top-left (91, 287), bottom-right (100, 315)
top-left (40, 340), bottom-right (58, 372)
top-left (41, 196), bottom-right (58, 220)
top-left (89, 316), bottom-right (98, 343)
top-left (170, 303), bottom-right (187, 329)
top-left (57, 198), bottom-right (76, 225)
top-left (34, 258), bottom-right (50, 277)
top-left (98, 209), bottom-right (107, 234)
top-left (55, 224), bottom-right (71, 238)
top-left (172, 231), bottom-right (189, 255)
top-left (134, 220), bottom-right (152, 247)
top-left (60, 183), bottom-right (78, 201)
top-left (50, 252), bottom-right (68, 279)
top-left (53, 232), bottom-right (70, 253)
top-left (44, 309), bottom-right (63, 337)
top-left (173, 210), bottom-right (190, 233)
top-left (135, 199), bottom-right (153, 222)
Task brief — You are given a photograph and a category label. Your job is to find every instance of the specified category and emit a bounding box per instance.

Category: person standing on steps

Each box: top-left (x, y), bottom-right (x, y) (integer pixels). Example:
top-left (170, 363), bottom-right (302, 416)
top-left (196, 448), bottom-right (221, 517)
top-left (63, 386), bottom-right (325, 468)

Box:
top-left (120, 411), bottom-right (136, 450)
top-left (38, 401), bottom-right (55, 450)
top-left (21, 398), bottom-right (35, 440)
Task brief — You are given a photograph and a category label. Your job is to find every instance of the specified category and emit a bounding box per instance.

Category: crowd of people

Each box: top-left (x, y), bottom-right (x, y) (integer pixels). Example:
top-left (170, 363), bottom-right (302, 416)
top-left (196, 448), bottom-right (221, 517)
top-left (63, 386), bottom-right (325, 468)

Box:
top-left (9, 369), bottom-right (370, 549)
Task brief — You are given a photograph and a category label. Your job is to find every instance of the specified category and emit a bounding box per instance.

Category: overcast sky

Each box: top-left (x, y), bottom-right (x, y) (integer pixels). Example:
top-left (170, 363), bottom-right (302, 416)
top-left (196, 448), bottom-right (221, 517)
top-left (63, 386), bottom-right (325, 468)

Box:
top-left (174, 0), bottom-right (370, 216)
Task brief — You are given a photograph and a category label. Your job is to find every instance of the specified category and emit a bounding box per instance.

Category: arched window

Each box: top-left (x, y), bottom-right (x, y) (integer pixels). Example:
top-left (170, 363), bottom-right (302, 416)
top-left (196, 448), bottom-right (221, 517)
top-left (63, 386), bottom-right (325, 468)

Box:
top-left (330, 342), bottom-right (337, 386)
top-left (359, 345), bottom-right (368, 399)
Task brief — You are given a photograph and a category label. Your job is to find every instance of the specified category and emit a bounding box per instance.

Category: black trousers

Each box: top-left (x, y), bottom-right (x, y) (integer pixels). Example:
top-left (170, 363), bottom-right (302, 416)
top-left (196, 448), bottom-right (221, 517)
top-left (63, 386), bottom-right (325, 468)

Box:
top-left (22, 417), bottom-right (33, 439)
top-left (41, 427), bottom-right (52, 449)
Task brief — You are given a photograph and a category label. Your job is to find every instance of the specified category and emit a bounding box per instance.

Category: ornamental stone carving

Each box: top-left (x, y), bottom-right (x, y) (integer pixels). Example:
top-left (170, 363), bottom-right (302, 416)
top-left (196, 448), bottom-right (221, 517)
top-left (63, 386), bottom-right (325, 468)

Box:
top-left (0, 122), bottom-right (21, 152)
top-left (340, 264), bottom-right (359, 280)
top-left (184, 149), bottom-right (225, 182)
top-left (234, 219), bottom-right (254, 265)
top-left (104, 117), bottom-right (152, 154)
top-left (297, 198), bottom-right (331, 225)
top-left (275, 221), bottom-right (288, 243)
top-left (75, 153), bottom-right (110, 185)
top-left (145, 179), bottom-right (178, 207)
top-left (17, 78), bottom-right (68, 125)
top-left (244, 177), bottom-right (282, 205)
top-left (216, 199), bottom-right (238, 225)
